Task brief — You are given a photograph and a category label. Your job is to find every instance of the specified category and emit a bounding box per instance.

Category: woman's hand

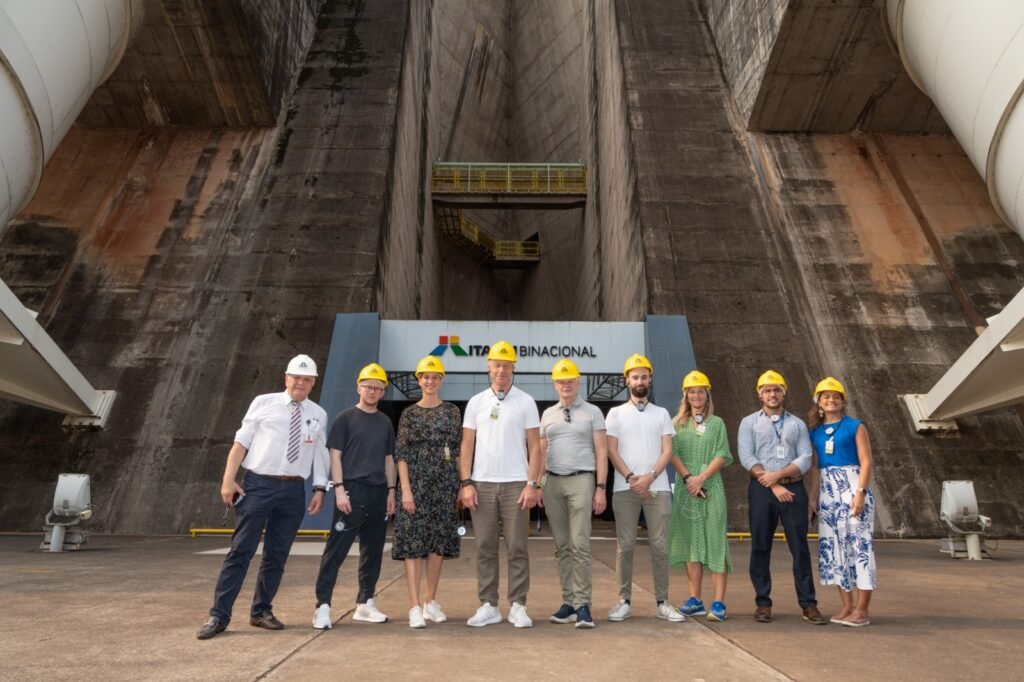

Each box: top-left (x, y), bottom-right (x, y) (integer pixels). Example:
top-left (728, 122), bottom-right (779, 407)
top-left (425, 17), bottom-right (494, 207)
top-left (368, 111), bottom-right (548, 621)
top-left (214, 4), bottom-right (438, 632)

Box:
top-left (851, 491), bottom-right (866, 517)
top-left (686, 474), bottom-right (705, 497)
top-left (402, 492), bottom-right (416, 514)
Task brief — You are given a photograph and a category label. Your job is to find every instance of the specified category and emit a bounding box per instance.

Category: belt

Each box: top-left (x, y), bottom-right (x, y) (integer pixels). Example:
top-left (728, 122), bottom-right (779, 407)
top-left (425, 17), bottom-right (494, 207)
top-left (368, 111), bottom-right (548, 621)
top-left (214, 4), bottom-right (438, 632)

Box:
top-left (751, 472), bottom-right (803, 484)
top-left (546, 470), bottom-right (595, 477)
top-left (255, 474), bottom-right (304, 482)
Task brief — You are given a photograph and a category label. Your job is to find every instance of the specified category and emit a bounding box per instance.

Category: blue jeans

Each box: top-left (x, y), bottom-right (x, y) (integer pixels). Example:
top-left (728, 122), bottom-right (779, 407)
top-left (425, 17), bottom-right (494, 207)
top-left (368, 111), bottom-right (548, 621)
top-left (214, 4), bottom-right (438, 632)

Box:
top-left (747, 478), bottom-right (816, 608)
top-left (209, 471), bottom-right (305, 623)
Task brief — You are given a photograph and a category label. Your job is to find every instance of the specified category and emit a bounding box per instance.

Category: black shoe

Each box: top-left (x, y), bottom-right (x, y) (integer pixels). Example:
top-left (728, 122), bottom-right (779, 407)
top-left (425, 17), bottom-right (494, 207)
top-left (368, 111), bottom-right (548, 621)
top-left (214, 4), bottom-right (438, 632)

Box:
top-left (196, 617), bottom-right (227, 640)
top-left (549, 603), bottom-right (577, 624)
top-left (250, 611), bottom-right (285, 630)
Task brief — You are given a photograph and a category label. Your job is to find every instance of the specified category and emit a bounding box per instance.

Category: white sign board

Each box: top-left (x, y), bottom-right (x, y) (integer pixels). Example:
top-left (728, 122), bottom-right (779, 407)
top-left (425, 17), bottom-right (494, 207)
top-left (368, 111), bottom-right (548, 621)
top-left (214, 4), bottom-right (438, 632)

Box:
top-left (379, 320), bottom-right (646, 374)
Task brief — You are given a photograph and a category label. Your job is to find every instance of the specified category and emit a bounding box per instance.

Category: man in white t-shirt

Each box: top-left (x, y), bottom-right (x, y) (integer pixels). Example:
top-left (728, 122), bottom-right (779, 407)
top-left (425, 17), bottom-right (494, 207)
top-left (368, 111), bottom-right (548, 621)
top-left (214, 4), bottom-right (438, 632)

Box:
top-left (459, 340), bottom-right (542, 628)
top-left (605, 353), bottom-right (686, 623)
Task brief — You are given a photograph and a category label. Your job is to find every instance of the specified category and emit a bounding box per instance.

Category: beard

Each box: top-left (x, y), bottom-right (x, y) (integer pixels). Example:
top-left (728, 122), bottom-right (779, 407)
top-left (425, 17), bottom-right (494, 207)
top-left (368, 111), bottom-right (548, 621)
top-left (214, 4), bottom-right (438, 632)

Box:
top-left (630, 385), bottom-right (649, 399)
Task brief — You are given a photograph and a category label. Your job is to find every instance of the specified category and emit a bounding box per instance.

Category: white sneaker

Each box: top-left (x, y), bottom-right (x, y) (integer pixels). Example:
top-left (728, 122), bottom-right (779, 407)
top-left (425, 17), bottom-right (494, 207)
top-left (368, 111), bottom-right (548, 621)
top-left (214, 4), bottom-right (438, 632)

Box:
top-left (353, 598), bottom-right (388, 623)
top-left (656, 602), bottom-right (686, 622)
top-left (608, 599), bottom-right (632, 622)
top-left (422, 600), bottom-right (447, 623)
top-left (466, 602), bottom-right (503, 627)
top-left (507, 602), bottom-right (533, 628)
top-left (312, 604), bottom-right (332, 630)
top-left (408, 605), bottom-right (426, 629)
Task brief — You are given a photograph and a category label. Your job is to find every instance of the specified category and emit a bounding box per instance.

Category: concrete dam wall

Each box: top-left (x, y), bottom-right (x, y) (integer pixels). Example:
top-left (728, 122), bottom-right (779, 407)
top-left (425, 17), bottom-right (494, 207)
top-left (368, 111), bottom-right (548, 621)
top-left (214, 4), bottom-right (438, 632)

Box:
top-left (0, 0), bottom-right (1021, 537)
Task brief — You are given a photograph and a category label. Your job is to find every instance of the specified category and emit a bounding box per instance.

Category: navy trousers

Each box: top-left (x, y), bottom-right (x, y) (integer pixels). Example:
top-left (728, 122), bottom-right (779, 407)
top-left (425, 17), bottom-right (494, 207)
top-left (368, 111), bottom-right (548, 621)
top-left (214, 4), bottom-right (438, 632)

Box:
top-left (747, 478), bottom-right (817, 608)
top-left (315, 480), bottom-right (388, 606)
top-left (209, 471), bottom-right (305, 623)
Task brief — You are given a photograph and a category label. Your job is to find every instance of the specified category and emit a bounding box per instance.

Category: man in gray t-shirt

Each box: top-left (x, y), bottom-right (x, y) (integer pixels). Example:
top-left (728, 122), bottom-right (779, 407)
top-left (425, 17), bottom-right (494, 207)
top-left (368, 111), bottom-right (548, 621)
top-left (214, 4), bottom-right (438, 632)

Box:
top-left (539, 359), bottom-right (608, 629)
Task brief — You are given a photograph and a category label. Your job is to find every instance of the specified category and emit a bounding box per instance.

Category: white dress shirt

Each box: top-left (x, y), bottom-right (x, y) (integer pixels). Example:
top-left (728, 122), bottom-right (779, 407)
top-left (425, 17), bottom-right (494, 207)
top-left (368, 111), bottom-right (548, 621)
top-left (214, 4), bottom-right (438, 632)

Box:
top-left (234, 391), bottom-right (329, 487)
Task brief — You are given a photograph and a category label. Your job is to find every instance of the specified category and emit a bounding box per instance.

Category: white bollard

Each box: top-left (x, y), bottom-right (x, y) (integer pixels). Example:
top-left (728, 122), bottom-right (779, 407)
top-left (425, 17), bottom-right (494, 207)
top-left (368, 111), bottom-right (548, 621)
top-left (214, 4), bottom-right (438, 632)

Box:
top-left (965, 532), bottom-right (983, 560)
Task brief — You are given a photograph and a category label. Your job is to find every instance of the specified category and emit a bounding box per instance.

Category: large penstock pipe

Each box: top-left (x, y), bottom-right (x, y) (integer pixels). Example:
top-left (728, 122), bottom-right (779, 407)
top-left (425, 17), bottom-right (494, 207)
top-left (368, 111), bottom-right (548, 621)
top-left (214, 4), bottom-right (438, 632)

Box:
top-left (888, 0), bottom-right (1024, 239)
top-left (0, 0), bottom-right (142, 229)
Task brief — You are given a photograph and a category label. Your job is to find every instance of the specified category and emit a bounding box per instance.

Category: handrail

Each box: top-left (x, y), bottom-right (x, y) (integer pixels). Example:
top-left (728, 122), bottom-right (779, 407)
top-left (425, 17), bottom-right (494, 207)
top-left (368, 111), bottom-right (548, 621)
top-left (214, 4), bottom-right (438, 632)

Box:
top-left (432, 162), bottom-right (587, 195)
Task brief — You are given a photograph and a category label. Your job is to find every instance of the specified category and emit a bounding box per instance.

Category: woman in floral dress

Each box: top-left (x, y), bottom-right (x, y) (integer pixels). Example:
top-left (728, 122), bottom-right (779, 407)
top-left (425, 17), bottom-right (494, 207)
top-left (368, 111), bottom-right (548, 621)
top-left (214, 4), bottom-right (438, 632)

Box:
top-left (393, 356), bottom-right (462, 629)
top-left (669, 370), bottom-right (733, 622)
top-left (807, 377), bottom-right (876, 627)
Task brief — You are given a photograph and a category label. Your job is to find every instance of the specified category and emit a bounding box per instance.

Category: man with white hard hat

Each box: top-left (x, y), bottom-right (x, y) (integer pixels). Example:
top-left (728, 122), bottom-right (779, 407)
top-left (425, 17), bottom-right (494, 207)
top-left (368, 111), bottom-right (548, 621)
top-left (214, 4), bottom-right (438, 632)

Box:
top-left (197, 354), bottom-right (330, 640)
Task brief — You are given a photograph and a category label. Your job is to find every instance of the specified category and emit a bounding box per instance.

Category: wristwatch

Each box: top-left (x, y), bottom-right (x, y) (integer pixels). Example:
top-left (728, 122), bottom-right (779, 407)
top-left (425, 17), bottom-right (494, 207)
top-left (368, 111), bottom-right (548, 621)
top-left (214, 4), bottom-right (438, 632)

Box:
top-left (596, 483), bottom-right (607, 490)
top-left (460, 479), bottom-right (475, 488)
top-left (625, 472), bottom-right (635, 483)
top-left (312, 485), bottom-right (326, 493)
top-left (682, 474), bottom-right (691, 484)
top-left (528, 480), bottom-right (543, 490)
top-left (854, 487), bottom-right (867, 496)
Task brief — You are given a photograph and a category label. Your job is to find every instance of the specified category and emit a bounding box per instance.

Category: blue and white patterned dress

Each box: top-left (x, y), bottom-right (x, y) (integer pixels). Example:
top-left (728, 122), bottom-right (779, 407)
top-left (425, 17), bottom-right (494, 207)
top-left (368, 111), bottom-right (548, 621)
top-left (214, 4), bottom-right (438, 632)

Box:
top-left (810, 417), bottom-right (876, 591)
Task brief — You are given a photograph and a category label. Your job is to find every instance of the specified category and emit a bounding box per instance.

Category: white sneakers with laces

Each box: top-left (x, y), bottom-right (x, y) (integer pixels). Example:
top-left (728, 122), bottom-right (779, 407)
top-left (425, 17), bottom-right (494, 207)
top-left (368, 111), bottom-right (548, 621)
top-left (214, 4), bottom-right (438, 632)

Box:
top-left (312, 604), bottom-right (332, 630)
top-left (507, 602), bottom-right (533, 628)
top-left (422, 600), bottom-right (447, 623)
top-left (353, 598), bottom-right (388, 623)
top-left (466, 602), bottom-right (503, 627)
top-left (656, 602), bottom-right (686, 622)
top-left (608, 599), bottom-right (632, 622)
top-left (408, 605), bottom-right (426, 629)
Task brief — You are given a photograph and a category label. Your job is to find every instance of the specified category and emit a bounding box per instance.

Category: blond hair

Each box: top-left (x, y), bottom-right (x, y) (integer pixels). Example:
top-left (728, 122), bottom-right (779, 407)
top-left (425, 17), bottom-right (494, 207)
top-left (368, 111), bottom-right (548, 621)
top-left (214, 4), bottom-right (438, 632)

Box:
top-left (674, 387), bottom-right (715, 425)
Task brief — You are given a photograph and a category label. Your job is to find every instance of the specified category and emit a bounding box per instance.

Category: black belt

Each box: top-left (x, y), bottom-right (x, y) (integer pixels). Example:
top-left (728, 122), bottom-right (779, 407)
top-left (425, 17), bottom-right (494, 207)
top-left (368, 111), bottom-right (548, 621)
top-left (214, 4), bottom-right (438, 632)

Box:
top-left (750, 472), bottom-right (803, 485)
top-left (546, 470), bottom-right (595, 477)
top-left (254, 473), bottom-right (304, 482)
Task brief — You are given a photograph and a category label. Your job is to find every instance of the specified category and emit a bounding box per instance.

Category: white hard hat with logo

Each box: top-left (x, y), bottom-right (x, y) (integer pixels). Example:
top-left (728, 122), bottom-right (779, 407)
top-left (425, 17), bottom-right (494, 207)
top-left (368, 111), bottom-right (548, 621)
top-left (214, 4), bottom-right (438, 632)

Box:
top-left (286, 354), bottom-right (318, 377)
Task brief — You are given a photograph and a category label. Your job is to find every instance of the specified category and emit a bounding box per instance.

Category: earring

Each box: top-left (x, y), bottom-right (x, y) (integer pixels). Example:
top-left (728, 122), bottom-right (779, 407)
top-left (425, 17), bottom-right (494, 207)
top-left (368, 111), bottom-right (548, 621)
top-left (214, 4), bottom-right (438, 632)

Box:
top-left (818, 408), bottom-right (824, 418)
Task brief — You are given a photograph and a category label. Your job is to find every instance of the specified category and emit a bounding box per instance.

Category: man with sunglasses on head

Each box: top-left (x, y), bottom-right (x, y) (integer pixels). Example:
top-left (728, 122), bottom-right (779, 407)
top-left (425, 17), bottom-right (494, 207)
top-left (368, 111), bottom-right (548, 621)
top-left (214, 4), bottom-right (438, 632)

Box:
top-left (196, 354), bottom-right (329, 640)
top-left (540, 359), bottom-right (608, 629)
top-left (460, 341), bottom-right (542, 628)
top-left (312, 363), bottom-right (397, 629)
top-left (605, 354), bottom-right (685, 623)
top-left (737, 370), bottom-right (823, 625)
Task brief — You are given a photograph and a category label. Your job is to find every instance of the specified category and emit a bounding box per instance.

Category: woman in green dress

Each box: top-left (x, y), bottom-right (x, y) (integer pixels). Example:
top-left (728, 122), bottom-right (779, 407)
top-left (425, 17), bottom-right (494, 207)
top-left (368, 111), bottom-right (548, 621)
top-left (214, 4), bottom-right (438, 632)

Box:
top-left (669, 370), bottom-right (733, 622)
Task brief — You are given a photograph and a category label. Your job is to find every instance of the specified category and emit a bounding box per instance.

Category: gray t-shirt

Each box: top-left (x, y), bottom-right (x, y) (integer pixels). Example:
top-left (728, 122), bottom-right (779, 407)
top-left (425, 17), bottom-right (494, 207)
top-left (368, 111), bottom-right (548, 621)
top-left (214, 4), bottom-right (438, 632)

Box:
top-left (540, 398), bottom-right (606, 474)
top-left (327, 406), bottom-right (395, 486)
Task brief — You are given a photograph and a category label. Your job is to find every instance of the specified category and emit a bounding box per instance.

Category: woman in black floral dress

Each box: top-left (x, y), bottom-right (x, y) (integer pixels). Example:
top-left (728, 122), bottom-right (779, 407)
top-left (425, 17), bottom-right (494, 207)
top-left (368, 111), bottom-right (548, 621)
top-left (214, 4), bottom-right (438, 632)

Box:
top-left (393, 355), bottom-right (462, 628)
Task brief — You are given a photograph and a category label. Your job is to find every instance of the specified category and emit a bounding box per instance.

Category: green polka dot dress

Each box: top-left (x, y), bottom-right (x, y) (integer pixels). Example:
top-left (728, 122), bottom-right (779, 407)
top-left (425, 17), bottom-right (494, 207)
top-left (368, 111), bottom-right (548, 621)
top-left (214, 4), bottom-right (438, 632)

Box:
top-left (669, 415), bottom-right (733, 573)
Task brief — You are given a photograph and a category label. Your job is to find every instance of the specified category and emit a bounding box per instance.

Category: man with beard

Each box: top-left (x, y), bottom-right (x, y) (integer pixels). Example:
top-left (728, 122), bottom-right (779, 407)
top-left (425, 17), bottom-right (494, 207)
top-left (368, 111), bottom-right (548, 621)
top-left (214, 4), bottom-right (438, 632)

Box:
top-left (737, 370), bottom-right (824, 625)
top-left (605, 354), bottom-right (685, 623)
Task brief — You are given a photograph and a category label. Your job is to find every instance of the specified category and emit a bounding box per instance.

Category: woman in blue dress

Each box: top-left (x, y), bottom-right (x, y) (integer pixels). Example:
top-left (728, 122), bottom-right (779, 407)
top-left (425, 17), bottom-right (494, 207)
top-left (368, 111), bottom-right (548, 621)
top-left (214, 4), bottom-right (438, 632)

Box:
top-left (807, 377), bottom-right (875, 627)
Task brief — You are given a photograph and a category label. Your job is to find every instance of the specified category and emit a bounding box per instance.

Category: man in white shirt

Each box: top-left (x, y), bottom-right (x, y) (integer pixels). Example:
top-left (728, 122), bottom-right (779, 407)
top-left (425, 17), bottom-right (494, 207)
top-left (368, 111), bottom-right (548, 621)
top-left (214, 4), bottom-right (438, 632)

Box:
top-left (605, 354), bottom-right (685, 623)
top-left (459, 341), bottom-right (542, 628)
top-left (197, 354), bottom-right (330, 640)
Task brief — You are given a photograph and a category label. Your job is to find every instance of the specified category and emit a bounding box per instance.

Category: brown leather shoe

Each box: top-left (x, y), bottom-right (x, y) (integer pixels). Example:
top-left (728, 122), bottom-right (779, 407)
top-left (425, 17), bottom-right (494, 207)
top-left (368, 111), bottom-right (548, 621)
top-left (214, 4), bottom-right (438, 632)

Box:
top-left (802, 605), bottom-right (827, 625)
top-left (196, 617), bottom-right (226, 640)
top-left (754, 606), bottom-right (772, 623)
top-left (250, 611), bottom-right (285, 630)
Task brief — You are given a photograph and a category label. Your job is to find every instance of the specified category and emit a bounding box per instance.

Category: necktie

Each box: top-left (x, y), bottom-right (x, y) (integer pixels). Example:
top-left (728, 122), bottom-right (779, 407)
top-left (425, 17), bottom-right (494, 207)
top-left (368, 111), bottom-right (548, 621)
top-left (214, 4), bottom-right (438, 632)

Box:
top-left (287, 400), bottom-right (301, 463)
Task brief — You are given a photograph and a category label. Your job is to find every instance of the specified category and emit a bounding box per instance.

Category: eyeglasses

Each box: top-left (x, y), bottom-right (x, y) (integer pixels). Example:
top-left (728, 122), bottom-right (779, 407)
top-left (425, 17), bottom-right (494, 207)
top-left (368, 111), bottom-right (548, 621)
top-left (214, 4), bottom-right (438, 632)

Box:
top-left (359, 384), bottom-right (385, 393)
top-left (562, 407), bottom-right (572, 423)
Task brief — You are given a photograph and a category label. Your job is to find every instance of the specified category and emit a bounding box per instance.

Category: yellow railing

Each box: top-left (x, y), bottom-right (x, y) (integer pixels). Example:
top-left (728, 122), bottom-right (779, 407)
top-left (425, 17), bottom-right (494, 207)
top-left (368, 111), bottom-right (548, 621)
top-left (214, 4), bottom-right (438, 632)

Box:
top-left (432, 162), bottom-right (587, 195)
top-left (434, 207), bottom-right (540, 262)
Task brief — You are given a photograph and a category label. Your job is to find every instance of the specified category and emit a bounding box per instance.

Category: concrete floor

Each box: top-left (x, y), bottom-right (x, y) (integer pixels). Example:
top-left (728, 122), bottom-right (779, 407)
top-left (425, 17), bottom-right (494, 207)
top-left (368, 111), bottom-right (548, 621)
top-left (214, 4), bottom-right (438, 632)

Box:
top-left (2, 527), bottom-right (1021, 681)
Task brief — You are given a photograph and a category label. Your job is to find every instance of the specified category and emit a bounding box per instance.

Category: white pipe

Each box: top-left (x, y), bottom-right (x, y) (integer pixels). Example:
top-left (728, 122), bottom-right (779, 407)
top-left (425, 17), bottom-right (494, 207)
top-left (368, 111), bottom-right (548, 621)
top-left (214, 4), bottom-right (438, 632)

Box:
top-left (888, 1), bottom-right (1024, 240)
top-left (0, 0), bottom-right (141, 229)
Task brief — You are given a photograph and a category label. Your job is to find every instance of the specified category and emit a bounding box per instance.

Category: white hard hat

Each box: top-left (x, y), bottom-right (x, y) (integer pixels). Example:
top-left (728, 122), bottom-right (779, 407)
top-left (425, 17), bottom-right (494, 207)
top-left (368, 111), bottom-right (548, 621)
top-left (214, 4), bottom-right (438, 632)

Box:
top-left (286, 354), bottom-right (318, 377)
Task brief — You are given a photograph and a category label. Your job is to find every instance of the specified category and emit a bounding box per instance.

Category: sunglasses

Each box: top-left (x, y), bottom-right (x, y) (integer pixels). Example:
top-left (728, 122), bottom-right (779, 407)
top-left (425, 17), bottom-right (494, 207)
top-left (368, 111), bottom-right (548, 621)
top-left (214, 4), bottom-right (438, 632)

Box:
top-left (562, 407), bottom-right (572, 423)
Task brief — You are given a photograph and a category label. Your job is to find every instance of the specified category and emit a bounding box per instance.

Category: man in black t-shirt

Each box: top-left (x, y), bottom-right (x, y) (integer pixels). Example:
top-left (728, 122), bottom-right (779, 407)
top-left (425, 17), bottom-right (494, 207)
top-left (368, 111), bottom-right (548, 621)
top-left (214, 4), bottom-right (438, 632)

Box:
top-left (312, 363), bottom-right (397, 629)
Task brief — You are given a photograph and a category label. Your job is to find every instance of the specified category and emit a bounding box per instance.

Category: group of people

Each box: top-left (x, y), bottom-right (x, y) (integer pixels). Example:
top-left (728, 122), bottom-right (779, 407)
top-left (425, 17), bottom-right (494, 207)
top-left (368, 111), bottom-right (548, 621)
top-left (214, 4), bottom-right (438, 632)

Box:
top-left (196, 343), bottom-right (876, 640)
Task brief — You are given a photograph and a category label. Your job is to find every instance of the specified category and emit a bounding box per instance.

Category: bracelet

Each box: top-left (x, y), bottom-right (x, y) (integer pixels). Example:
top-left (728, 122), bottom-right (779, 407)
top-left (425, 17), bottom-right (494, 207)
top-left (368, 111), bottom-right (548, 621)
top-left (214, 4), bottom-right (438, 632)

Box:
top-left (460, 479), bottom-right (476, 488)
top-left (388, 485), bottom-right (397, 490)
top-left (682, 474), bottom-right (691, 484)
top-left (331, 480), bottom-right (343, 487)
top-left (312, 485), bottom-right (326, 493)
top-left (596, 483), bottom-right (607, 490)
top-left (625, 472), bottom-right (635, 482)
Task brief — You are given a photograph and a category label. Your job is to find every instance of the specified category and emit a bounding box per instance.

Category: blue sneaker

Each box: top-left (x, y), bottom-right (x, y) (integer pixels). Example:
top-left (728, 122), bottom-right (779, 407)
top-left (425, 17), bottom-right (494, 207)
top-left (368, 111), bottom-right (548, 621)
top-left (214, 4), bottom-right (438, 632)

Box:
top-left (679, 597), bottom-right (706, 617)
top-left (707, 601), bottom-right (727, 621)
top-left (550, 603), bottom-right (577, 624)
top-left (574, 604), bottom-right (595, 629)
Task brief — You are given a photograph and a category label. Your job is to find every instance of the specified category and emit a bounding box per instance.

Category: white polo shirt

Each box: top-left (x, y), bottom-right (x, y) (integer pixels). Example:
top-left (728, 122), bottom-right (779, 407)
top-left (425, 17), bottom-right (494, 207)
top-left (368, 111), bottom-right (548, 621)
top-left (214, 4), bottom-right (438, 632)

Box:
top-left (234, 391), bottom-right (329, 487)
top-left (463, 385), bottom-right (540, 482)
top-left (605, 401), bottom-right (674, 493)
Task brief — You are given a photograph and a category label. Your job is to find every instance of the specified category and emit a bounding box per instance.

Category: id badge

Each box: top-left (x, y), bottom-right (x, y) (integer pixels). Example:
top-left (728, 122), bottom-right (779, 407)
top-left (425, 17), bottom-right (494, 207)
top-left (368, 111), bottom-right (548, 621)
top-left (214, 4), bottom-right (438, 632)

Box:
top-left (305, 419), bottom-right (320, 444)
top-left (489, 405), bottom-right (500, 420)
top-left (443, 445), bottom-right (451, 461)
top-left (824, 438), bottom-right (834, 455)
top-left (775, 445), bottom-right (786, 459)
top-left (696, 424), bottom-right (706, 435)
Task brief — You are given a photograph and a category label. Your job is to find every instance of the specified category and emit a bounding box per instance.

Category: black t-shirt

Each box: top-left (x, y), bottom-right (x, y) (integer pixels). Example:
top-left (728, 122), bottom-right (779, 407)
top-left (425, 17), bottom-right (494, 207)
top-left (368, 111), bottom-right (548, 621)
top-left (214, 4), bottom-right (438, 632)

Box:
top-left (327, 406), bottom-right (395, 486)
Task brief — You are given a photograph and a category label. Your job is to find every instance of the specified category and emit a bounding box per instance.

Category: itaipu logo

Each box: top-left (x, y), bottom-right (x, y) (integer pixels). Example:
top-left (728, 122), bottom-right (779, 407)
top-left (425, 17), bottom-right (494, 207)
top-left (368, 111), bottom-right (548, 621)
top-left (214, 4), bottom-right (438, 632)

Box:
top-left (429, 335), bottom-right (596, 359)
top-left (430, 335), bottom-right (468, 357)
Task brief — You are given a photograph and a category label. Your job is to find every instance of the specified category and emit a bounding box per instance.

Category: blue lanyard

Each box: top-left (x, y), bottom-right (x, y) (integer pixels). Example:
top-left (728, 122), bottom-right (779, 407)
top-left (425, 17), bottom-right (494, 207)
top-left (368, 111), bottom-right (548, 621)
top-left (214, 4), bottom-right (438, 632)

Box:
top-left (765, 411), bottom-right (785, 444)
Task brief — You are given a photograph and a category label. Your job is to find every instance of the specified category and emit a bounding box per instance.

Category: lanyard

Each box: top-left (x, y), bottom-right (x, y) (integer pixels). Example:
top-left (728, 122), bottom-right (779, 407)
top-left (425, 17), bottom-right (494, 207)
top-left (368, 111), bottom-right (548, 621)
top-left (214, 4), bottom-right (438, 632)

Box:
top-left (764, 411), bottom-right (785, 444)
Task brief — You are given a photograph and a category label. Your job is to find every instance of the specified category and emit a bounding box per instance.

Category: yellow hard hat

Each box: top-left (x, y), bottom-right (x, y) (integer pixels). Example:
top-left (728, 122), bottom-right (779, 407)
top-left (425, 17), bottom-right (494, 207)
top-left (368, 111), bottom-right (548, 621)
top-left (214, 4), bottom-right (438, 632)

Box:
top-left (682, 370), bottom-right (711, 391)
top-left (813, 376), bottom-right (845, 400)
top-left (551, 358), bottom-right (580, 380)
top-left (487, 340), bottom-right (517, 363)
top-left (623, 353), bottom-right (653, 377)
top-left (415, 355), bottom-right (446, 377)
top-left (357, 362), bottom-right (389, 386)
top-left (756, 370), bottom-right (787, 393)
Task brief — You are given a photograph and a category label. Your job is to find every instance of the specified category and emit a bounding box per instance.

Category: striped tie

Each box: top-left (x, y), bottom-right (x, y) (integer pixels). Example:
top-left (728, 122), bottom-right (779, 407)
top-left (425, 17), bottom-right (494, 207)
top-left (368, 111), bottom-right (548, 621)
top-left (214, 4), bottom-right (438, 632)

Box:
top-left (286, 400), bottom-right (301, 463)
